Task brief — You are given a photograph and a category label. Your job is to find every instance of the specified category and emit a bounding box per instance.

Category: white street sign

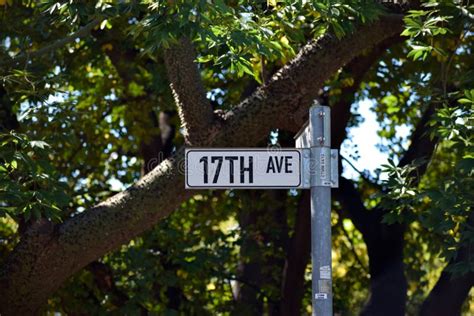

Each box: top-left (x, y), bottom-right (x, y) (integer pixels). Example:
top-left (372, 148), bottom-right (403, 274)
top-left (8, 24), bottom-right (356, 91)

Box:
top-left (185, 148), bottom-right (303, 189)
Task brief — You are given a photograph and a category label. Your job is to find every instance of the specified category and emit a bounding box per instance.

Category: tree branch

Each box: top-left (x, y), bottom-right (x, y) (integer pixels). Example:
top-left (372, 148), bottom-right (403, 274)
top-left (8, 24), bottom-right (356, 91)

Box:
top-left (0, 19), bottom-right (102, 68)
top-left (218, 14), bottom-right (404, 146)
top-left (340, 154), bottom-right (382, 191)
top-left (0, 15), bottom-right (405, 315)
top-left (330, 35), bottom-right (404, 148)
top-left (163, 37), bottom-right (214, 146)
top-left (398, 103), bottom-right (437, 175)
top-left (140, 111), bottom-right (176, 175)
top-left (324, 34), bottom-right (403, 231)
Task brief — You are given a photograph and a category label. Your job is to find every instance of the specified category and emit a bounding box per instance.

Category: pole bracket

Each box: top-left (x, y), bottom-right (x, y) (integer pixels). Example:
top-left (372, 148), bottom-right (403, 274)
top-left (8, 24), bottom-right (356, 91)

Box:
top-left (299, 148), bottom-right (338, 188)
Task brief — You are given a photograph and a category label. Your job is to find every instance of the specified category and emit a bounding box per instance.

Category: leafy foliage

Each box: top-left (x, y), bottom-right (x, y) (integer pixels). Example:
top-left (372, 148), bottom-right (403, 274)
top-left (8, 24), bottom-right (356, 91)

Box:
top-left (0, 132), bottom-right (69, 222)
top-left (381, 90), bottom-right (473, 274)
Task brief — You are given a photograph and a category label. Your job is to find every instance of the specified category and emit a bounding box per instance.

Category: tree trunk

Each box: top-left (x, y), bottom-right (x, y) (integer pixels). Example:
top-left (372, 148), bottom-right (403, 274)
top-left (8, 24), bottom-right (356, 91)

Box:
top-left (233, 190), bottom-right (289, 316)
top-left (420, 269), bottom-right (474, 316)
top-left (234, 191), bottom-right (265, 315)
top-left (336, 178), bottom-right (408, 316)
top-left (279, 191), bottom-right (311, 316)
top-left (361, 217), bottom-right (407, 316)
top-left (420, 212), bottom-right (474, 316)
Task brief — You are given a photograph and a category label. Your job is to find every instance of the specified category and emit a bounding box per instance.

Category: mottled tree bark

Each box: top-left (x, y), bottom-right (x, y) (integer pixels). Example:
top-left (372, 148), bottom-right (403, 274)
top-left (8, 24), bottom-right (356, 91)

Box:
top-left (164, 38), bottom-right (214, 146)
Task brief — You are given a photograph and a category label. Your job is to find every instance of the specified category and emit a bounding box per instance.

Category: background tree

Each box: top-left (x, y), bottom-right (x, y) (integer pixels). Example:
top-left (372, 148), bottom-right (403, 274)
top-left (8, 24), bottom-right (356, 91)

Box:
top-left (0, 0), bottom-right (472, 315)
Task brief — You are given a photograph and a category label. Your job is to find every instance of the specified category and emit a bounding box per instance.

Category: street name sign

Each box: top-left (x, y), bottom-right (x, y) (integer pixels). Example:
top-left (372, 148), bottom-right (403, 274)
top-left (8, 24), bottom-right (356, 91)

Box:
top-left (185, 148), bottom-right (304, 189)
top-left (185, 104), bottom-right (338, 316)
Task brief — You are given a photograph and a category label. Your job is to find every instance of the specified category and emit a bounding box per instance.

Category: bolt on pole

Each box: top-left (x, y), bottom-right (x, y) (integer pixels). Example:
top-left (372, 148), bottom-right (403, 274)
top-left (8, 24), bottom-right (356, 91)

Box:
top-left (310, 103), bottom-right (333, 316)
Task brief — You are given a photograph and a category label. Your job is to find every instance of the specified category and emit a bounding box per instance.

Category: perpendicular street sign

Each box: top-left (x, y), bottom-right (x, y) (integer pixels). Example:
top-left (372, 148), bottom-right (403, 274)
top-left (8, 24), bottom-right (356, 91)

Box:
top-left (185, 148), bottom-right (304, 189)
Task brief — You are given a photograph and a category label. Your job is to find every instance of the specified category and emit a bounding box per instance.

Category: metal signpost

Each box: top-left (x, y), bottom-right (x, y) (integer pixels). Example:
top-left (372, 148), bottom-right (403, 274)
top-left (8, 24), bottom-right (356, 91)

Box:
top-left (302, 105), bottom-right (334, 316)
top-left (185, 104), bottom-right (338, 316)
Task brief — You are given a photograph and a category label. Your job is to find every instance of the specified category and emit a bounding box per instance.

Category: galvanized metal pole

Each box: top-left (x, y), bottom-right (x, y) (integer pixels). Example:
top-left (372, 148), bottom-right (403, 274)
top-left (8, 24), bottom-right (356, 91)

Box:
top-left (310, 104), bottom-right (332, 316)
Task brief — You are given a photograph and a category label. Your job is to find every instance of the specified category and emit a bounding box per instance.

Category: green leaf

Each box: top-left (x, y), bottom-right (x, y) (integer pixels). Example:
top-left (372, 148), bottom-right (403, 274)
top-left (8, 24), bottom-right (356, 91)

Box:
top-left (30, 140), bottom-right (50, 149)
top-left (458, 98), bottom-right (472, 104)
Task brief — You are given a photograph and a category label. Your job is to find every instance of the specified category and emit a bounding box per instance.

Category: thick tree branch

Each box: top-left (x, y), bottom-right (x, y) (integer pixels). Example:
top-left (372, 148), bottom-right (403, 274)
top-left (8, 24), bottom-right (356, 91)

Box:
top-left (164, 37), bottom-right (214, 146)
top-left (0, 15), bottom-right (404, 315)
top-left (218, 15), bottom-right (404, 146)
top-left (330, 35), bottom-right (404, 148)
